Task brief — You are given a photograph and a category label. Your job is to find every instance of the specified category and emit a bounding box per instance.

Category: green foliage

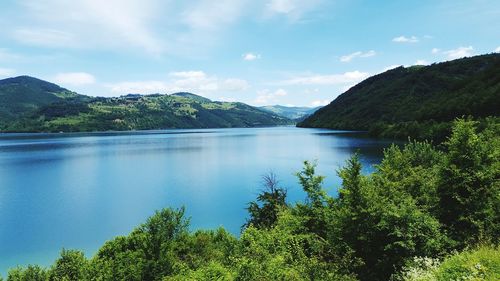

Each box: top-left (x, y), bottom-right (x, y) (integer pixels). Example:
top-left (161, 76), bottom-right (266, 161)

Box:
top-left (235, 209), bottom-right (355, 281)
top-left (3, 119), bottom-right (499, 281)
top-left (337, 154), bottom-right (365, 208)
top-left (170, 228), bottom-right (237, 275)
top-left (244, 172), bottom-right (288, 229)
top-left (7, 265), bottom-right (48, 281)
top-left (164, 261), bottom-right (235, 281)
top-left (299, 54), bottom-right (500, 141)
top-left (90, 207), bottom-right (190, 281)
top-left (374, 141), bottom-right (443, 211)
top-left (396, 246), bottom-right (500, 281)
top-left (293, 161), bottom-right (333, 240)
top-left (333, 154), bottom-right (447, 280)
top-left (296, 161), bottom-right (328, 207)
top-left (368, 120), bottom-right (453, 143)
top-left (437, 119), bottom-right (500, 247)
top-left (434, 246), bottom-right (500, 281)
top-left (48, 249), bottom-right (88, 281)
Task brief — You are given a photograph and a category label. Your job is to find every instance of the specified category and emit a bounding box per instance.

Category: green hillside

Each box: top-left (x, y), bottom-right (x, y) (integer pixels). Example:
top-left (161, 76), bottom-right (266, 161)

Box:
top-left (298, 54), bottom-right (500, 140)
top-left (0, 77), bottom-right (291, 132)
top-left (259, 105), bottom-right (321, 121)
top-left (0, 76), bottom-right (88, 122)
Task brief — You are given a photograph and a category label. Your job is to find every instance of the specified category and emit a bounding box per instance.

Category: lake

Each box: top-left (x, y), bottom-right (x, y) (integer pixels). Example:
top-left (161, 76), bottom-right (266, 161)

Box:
top-left (0, 126), bottom-right (395, 275)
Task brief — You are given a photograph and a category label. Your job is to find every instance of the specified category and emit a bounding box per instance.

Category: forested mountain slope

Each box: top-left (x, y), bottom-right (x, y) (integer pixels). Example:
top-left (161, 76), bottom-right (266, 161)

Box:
top-left (0, 76), bottom-right (88, 122)
top-left (298, 54), bottom-right (500, 140)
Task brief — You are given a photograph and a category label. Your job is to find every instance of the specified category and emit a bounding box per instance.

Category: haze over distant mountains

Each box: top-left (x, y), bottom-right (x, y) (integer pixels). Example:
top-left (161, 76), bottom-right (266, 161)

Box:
top-left (0, 76), bottom-right (294, 132)
top-left (259, 105), bottom-right (321, 121)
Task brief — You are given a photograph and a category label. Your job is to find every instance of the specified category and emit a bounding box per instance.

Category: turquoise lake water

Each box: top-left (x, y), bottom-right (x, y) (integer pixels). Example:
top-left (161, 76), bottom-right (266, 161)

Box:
top-left (0, 127), bottom-right (395, 275)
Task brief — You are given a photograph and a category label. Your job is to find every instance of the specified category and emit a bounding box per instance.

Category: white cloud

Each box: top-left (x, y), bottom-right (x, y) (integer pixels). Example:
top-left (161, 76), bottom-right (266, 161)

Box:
top-left (53, 72), bottom-right (96, 86)
top-left (4, 0), bottom-right (258, 56)
top-left (303, 88), bottom-right (319, 94)
top-left (4, 0), bottom-right (326, 58)
top-left (169, 71), bottom-right (218, 91)
top-left (108, 81), bottom-right (170, 94)
top-left (170, 71), bottom-right (207, 79)
top-left (10, 0), bottom-right (165, 54)
top-left (359, 50), bottom-right (376, 58)
top-left (392, 35), bottom-right (419, 43)
top-left (431, 48), bottom-right (441, 54)
top-left (265, 0), bottom-right (323, 20)
top-left (278, 71), bottom-right (370, 85)
top-left (274, 88), bottom-right (287, 96)
top-left (13, 28), bottom-right (76, 48)
top-left (340, 50), bottom-right (376, 62)
top-left (222, 78), bottom-right (249, 91)
top-left (254, 88), bottom-right (287, 104)
top-left (243, 53), bottom-right (261, 61)
top-left (443, 46), bottom-right (475, 59)
top-left (340, 52), bottom-right (362, 63)
top-left (414, 60), bottom-right (429, 65)
top-left (218, 96), bottom-right (236, 102)
top-left (267, 0), bottom-right (296, 14)
top-left (182, 0), bottom-right (247, 31)
top-left (311, 99), bottom-right (329, 107)
top-left (107, 71), bottom-right (249, 95)
top-left (494, 46), bottom-right (500, 53)
top-left (0, 68), bottom-right (16, 77)
top-left (0, 49), bottom-right (22, 61)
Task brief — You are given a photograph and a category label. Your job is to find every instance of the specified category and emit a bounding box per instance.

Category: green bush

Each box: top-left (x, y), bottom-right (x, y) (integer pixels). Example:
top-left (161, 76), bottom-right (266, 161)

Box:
top-left (396, 246), bottom-right (500, 281)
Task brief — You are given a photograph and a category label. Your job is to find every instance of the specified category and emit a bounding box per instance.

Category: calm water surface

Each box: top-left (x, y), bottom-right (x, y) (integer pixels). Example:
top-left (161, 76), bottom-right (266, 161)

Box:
top-left (0, 127), bottom-right (395, 275)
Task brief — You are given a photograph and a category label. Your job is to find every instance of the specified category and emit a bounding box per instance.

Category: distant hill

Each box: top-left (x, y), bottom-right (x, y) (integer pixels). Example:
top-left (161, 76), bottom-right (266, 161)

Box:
top-left (171, 92), bottom-right (212, 103)
top-left (298, 54), bottom-right (500, 140)
top-left (259, 105), bottom-right (321, 121)
top-left (0, 76), bottom-right (291, 132)
top-left (0, 76), bottom-right (88, 122)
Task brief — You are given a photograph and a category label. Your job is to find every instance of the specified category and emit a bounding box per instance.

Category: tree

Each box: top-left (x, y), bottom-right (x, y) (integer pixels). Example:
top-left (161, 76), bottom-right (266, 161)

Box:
top-left (293, 161), bottom-right (334, 240)
top-left (238, 209), bottom-right (356, 281)
top-left (7, 265), bottom-right (48, 281)
top-left (90, 207), bottom-right (190, 281)
top-left (373, 142), bottom-right (443, 212)
top-left (334, 154), bottom-right (446, 281)
top-left (338, 154), bottom-right (364, 210)
top-left (49, 249), bottom-right (87, 281)
top-left (437, 119), bottom-right (500, 246)
top-left (244, 172), bottom-right (288, 229)
top-left (297, 161), bottom-right (327, 208)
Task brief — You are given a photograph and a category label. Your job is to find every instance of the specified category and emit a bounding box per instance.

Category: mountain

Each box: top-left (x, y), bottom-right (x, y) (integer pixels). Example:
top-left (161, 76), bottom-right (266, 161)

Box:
top-left (0, 76), bottom-right (291, 132)
top-left (298, 53), bottom-right (500, 140)
top-left (0, 76), bottom-right (88, 122)
top-left (170, 92), bottom-right (212, 103)
top-left (259, 105), bottom-right (321, 121)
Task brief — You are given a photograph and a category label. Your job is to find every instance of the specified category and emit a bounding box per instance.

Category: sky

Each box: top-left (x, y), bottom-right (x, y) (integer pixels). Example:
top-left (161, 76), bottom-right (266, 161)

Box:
top-left (0, 0), bottom-right (499, 107)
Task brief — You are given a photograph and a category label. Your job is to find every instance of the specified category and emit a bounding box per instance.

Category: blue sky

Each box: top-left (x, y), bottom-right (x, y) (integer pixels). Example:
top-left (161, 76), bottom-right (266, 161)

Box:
top-left (0, 0), bottom-right (499, 106)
